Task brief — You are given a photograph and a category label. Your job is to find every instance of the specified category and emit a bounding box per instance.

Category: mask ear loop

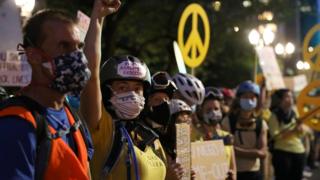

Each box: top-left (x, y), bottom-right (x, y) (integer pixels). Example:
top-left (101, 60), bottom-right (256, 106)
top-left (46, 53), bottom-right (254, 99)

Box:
top-left (15, 42), bottom-right (56, 94)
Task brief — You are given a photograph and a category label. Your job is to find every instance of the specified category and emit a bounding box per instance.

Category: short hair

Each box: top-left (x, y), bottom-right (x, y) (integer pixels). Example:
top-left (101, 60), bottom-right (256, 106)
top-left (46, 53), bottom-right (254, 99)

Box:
top-left (22, 9), bottom-right (77, 48)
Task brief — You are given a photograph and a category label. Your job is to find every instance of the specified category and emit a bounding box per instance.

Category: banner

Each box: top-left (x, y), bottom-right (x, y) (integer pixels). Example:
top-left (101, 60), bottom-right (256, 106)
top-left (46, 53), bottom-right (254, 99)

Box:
top-left (191, 140), bottom-right (229, 180)
top-left (0, 51), bottom-right (31, 86)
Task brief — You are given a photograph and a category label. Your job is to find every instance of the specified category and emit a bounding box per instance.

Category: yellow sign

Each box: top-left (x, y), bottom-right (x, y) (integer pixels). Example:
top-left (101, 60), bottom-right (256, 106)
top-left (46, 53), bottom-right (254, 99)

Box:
top-left (178, 3), bottom-right (210, 68)
top-left (297, 80), bottom-right (320, 130)
top-left (303, 24), bottom-right (320, 71)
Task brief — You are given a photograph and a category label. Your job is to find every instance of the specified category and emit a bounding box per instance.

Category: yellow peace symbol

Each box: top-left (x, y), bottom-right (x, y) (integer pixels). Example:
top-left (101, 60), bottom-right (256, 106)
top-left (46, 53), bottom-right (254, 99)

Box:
top-left (297, 80), bottom-right (320, 131)
top-left (303, 24), bottom-right (320, 71)
top-left (178, 3), bottom-right (210, 68)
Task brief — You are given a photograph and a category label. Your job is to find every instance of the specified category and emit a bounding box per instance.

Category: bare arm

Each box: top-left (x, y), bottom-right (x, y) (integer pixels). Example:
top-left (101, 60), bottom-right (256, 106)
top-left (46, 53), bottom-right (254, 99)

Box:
top-left (81, 0), bottom-right (121, 129)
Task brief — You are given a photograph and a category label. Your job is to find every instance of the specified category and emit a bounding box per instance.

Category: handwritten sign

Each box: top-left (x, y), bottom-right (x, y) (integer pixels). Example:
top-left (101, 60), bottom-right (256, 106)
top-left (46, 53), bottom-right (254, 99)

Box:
top-left (256, 46), bottom-right (285, 90)
top-left (77, 11), bottom-right (90, 42)
top-left (191, 140), bottom-right (229, 180)
top-left (0, 51), bottom-right (31, 87)
top-left (176, 123), bottom-right (191, 180)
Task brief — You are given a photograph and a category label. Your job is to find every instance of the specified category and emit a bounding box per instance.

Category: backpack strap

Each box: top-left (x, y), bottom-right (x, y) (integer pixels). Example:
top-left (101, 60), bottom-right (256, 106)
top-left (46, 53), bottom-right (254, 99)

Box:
top-left (102, 120), bottom-right (126, 176)
top-left (228, 113), bottom-right (263, 144)
top-left (228, 114), bottom-right (237, 135)
top-left (0, 96), bottom-right (51, 180)
top-left (255, 117), bottom-right (263, 139)
top-left (64, 101), bottom-right (92, 160)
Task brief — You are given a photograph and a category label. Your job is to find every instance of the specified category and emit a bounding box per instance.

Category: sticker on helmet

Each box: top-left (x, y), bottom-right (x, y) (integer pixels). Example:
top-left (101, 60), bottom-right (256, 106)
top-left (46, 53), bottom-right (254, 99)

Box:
top-left (117, 61), bottom-right (146, 78)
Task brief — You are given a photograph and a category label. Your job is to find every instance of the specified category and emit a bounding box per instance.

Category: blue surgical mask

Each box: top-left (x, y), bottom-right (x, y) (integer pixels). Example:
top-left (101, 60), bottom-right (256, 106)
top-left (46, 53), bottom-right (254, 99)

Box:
top-left (240, 98), bottom-right (257, 111)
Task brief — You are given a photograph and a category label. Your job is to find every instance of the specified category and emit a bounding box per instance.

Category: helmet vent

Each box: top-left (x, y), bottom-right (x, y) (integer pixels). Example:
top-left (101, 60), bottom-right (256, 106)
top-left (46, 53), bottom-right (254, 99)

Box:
top-left (187, 79), bottom-right (193, 86)
top-left (128, 56), bottom-right (135, 62)
top-left (178, 78), bottom-right (184, 85)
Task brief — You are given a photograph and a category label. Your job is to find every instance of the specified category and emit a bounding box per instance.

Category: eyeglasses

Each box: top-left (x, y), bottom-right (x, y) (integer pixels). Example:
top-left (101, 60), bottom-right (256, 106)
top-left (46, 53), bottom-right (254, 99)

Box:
top-left (151, 71), bottom-right (177, 90)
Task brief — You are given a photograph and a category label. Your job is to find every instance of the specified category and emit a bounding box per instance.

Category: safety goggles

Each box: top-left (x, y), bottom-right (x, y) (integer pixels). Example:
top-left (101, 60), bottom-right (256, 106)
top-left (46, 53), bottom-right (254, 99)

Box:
top-left (205, 88), bottom-right (223, 100)
top-left (151, 71), bottom-right (177, 90)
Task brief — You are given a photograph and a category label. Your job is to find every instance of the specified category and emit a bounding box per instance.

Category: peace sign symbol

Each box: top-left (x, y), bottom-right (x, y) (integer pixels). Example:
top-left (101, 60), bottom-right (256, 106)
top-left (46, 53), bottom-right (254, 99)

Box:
top-left (178, 3), bottom-right (210, 68)
top-left (303, 24), bottom-right (320, 71)
top-left (297, 80), bottom-right (320, 131)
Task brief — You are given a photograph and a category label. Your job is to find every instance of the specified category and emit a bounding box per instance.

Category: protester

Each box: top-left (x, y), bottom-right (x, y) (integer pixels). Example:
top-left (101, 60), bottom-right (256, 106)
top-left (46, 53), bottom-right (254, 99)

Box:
top-left (143, 71), bottom-right (191, 179)
top-left (220, 87), bottom-right (235, 117)
top-left (192, 87), bottom-right (236, 180)
top-left (221, 80), bottom-right (268, 180)
top-left (80, 17), bottom-right (170, 179)
top-left (269, 88), bottom-right (307, 180)
top-left (144, 71), bottom-right (177, 130)
top-left (0, 5), bottom-right (98, 179)
top-left (160, 99), bottom-right (196, 180)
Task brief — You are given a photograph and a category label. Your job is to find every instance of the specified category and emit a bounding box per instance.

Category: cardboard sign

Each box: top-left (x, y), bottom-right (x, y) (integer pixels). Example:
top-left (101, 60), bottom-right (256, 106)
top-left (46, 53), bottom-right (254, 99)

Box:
top-left (77, 11), bottom-right (90, 42)
top-left (0, 51), bottom-right (31, 87)
top-left (191, 140), bottom-right (229, 180)
top-left (283, 74), bottom-right (308, 92)
top-left (256, 46), bottom-right (285, 90)
top-left (176, 123), bottom-right (191, 180)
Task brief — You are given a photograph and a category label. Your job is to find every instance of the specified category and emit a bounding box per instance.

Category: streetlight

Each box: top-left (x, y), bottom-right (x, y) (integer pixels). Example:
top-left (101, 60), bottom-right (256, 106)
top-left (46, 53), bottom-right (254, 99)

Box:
top-left (248, 26), bottom-right (276, 82)
top-left (274, 42), bottom-right (295, 56)
top-left (248, 29), bottom-right (260, 46)
top-left (296, 60), bottom-right (310, 70)
top-left (262, 27), bottom-right (275, 45)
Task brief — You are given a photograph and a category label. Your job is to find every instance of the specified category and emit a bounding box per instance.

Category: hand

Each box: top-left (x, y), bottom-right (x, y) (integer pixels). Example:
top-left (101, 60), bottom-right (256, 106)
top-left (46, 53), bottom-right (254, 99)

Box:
top-left (93, 0), bottom-right (121, 18)
top-left (191, 169), bottom-right (196, 180)
top-left (225, 169), bottom-right (235, 180)
top-left (167, 161), bottom-right (184, 180)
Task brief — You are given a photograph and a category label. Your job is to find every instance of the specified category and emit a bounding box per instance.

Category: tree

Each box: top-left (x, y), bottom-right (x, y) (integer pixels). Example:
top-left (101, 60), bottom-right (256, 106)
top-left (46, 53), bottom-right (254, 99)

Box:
top-left (45, 0), bottom-right (296, 88)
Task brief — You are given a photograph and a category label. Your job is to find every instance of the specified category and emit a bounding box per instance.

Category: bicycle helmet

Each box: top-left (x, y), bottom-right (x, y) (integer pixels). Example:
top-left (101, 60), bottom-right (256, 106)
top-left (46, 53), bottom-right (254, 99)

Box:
top-left (169, 99), bottom-right (192, 116)
top-left (172, 73), bottom-right (205, 105)
top-left (221, 88), bottom-right (235, 99)
top-left (204, 87), bottom-right (224, 101)
top-left (236, 80), bottom-right (260, 97)
top-left (150, 71), bottom-right (177, 98)
top-left (100, 55), bottom-right (151, 88)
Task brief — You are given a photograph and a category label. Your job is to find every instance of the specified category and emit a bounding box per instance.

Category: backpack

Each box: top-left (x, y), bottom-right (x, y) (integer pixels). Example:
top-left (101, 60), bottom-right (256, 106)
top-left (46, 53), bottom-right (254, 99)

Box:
top-left (0, 96), bottom-right (90, 180)
top-left (229, 114), bottom-right (263, 145)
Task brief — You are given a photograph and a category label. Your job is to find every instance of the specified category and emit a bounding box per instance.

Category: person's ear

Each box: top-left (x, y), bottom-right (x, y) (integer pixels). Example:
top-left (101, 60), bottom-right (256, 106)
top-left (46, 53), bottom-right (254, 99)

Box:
top-left (25, 47), bottom-right (43, 65)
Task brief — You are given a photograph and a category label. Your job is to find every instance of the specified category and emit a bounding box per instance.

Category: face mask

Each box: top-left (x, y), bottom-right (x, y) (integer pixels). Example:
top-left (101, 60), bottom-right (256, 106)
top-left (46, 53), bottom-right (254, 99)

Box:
top-left (42, 50), bottom-right (91, 96)
top-left (240, 98), bottom-right (257, 111)
top-left (110, 91), bottom-right (145, 120)
top-left (148, 101), bottom-right (171, 126)
top-left (203, 110), bottom-right (223, 125)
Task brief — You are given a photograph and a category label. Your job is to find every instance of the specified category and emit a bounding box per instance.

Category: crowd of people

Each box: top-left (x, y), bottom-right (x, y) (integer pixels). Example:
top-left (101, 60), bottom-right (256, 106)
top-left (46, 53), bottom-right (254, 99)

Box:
top-left (0, 0), bottom-right (319, 180)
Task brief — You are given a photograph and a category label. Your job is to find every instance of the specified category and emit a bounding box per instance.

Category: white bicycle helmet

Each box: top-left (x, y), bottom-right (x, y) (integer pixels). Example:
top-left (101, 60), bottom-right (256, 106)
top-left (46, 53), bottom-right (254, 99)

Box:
top-left (172, 73), bottom-right (205, 105)
top-left (169, 99), bottom-right (192, 115)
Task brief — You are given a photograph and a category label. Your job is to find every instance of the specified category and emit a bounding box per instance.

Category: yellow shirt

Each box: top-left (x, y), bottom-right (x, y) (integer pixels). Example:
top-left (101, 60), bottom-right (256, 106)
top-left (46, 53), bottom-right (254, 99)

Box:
top-left (90, 107), bottom-right (167, 180)
top-left (268, 112), bottom-right (305, 154)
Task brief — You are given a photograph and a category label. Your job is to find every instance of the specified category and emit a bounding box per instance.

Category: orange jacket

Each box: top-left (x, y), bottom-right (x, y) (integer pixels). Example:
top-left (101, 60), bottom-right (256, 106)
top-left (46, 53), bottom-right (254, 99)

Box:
top-left (0, 105), bottom-right (90, 180)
